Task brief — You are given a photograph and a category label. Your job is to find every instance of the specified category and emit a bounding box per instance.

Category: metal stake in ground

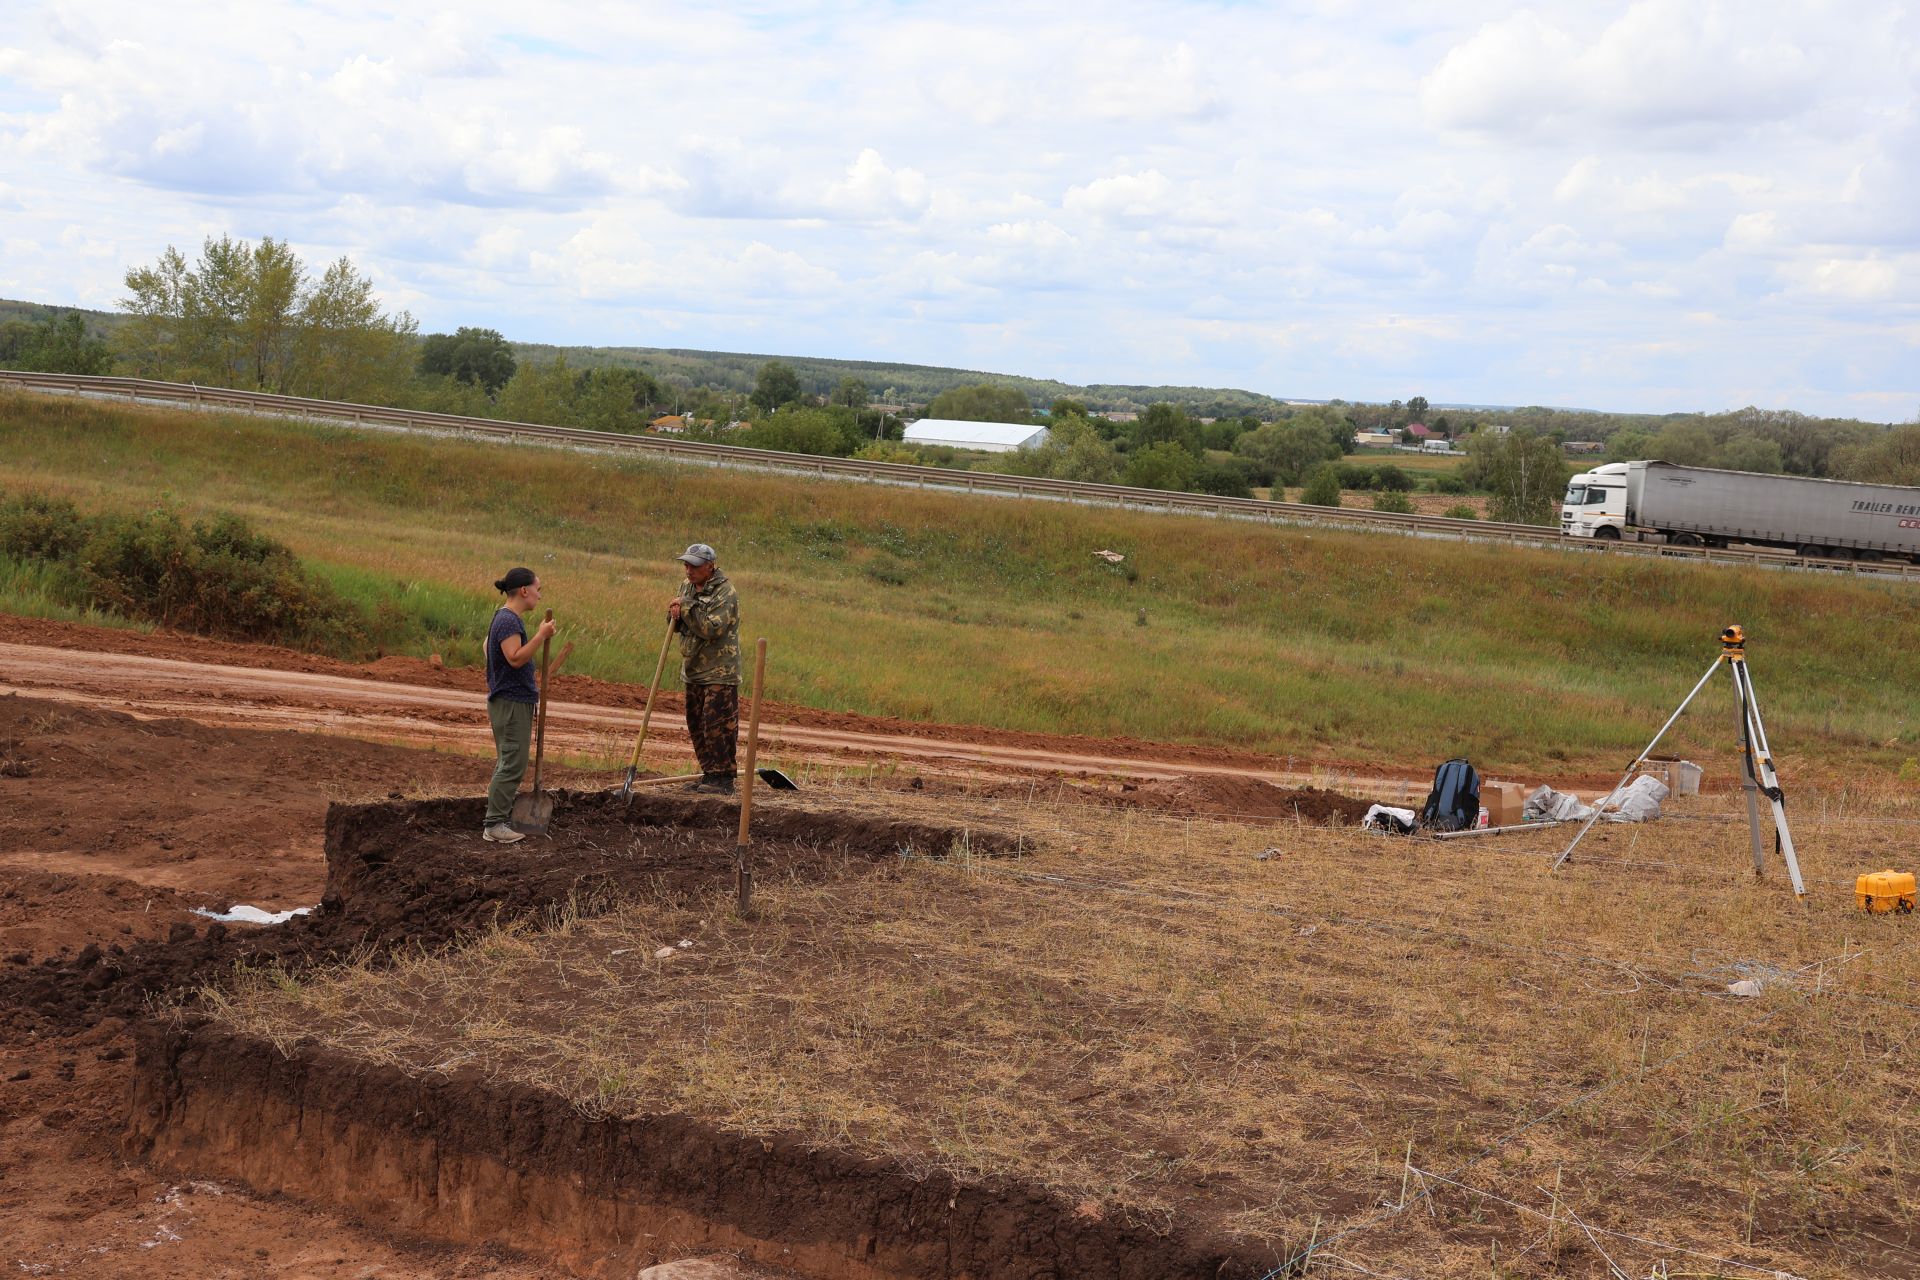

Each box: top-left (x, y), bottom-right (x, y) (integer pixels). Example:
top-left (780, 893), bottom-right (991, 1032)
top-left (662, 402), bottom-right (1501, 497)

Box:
top-left (510, 609), bottom-right (556, 834)
top-left (736, 637), bottom-right (769, 914)
top-left (620, 617), bottom-right (677, 806)
top-left (1553, 623), bottom-right (1805, 897)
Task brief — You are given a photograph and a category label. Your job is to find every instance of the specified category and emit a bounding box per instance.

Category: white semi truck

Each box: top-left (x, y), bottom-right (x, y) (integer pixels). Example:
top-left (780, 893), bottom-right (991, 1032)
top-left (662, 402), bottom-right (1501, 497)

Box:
top-left (1560, 460), bottom-right (1920, 563)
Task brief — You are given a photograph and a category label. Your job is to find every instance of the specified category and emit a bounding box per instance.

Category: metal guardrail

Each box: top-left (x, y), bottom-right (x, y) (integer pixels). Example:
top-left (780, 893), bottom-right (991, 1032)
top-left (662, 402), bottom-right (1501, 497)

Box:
top-left (5, 369), bottom-right (1916, 582)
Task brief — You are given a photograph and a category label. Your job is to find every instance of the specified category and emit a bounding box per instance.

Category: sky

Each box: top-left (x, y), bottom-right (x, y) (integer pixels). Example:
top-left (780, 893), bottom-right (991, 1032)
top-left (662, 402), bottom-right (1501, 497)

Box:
top-left (1, 1), bottom-right (1916, 418)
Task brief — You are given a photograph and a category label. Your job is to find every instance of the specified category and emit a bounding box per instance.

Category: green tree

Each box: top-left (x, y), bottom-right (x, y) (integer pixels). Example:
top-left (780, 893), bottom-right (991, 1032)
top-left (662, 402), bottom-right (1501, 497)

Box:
top-left (572, 367), bottom-right (660, 434)
top-left (1, 312), bottom-right (111, 374)
top-left (1717, 437), bottom-right (1784, 474)
top-left (1122, 441), bottom-right (1198, 491)
top-left (1407, 395), bottom-right (1430, 423)
top-left (297, 256), bottom-right (417, 403)
top-left (1301, 463), bottom-right (1342, 507)
top-left (1017, 416), bottom-right (1122, 483)
top-left (1193, 457), bottom-right (1256, 498)
top-left (1234, 420), bottom-right (1341, 486)
top-left (1649, 422), bottom-right (1720, 467)
top-left (926, 383), bottom-right (1031, 422)
top-left (1463, 429), bottom-right (1567, 524)
top-left (750, 360), bottom-right (804, 413)
top-left (118, 236), bottom-right (412, 399)
top-left (1830, 422), bottom-right (1920, 487)
top-left (1048, 397), bottom-right (1088, 420)
top-left (1605, 429), bottom-right (1657, 463)
top-left (738, 406), bottom-right (863, 456)
top-left (1130, 403), bottom-right (1202, 456)
top-left (494, 355), bottom-right (579, 426)
top-left (1372, 489), bottom-right (1415, 514)
top-left (420, 327), bottom-right (517, 393)
top-left (833, 376), bottom-right (870, 409)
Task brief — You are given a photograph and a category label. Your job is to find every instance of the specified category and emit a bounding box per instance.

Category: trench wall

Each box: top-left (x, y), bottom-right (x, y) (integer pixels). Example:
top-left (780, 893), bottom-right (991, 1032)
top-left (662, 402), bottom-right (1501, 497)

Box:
top-left (128, 1022), bottom-right (1269, 1280)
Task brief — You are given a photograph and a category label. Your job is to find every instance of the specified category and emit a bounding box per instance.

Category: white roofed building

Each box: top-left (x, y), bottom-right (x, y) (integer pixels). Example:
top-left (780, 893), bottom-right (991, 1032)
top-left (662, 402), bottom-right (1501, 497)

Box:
top-left (902, 418), bottom-right (1050, 453)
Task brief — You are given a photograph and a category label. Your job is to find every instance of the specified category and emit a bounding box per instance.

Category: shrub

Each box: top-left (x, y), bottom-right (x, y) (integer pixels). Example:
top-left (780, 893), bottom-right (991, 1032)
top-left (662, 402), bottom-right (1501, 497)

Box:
top-left (1430, 472), bottom-right (1470, 495)
top-left (1301, 463), bottom-right (1342, 507)
top-left (1193, 458), bottom-right (1256, 499)
top-left (1372, 464), bottom-right (1414, 492)
top-left (0, 492), bottom-right (364, 654)
top-left (0, 493), bottom-right (89, 562)
top-left (1371, 490), bottom-right (1415, 514)
top-left (1443, 503), bottom-right (1479, 520)
top-left (1336, 462), bottom-right (1376, 490)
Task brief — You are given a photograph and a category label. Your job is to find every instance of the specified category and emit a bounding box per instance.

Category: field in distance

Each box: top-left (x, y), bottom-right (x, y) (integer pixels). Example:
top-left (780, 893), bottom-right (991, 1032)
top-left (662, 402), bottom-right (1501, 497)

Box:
top-left (2, 387), bottom-right (1916, 778)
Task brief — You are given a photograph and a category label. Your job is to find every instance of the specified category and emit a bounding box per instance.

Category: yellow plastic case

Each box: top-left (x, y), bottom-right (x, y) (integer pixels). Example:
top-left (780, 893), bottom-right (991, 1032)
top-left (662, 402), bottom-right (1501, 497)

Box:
top-left (1856, 869), bottom-right (1916, 914)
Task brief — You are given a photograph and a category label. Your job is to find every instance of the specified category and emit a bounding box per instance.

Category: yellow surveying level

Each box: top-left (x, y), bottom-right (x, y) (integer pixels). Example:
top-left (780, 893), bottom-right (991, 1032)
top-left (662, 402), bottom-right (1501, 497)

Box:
top-left (1554, 624), bottom-right (1806, 898)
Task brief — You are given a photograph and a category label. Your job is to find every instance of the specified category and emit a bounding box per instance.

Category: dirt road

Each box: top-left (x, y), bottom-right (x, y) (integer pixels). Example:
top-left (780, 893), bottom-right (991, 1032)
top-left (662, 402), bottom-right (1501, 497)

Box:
top-left (0, 630), bottom-right (1454, 800)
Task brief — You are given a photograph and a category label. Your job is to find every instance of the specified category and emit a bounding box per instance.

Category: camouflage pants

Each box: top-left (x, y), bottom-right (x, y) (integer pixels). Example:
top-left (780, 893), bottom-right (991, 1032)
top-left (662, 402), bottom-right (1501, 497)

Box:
top-left (684, 683), bottom-right (739, 779)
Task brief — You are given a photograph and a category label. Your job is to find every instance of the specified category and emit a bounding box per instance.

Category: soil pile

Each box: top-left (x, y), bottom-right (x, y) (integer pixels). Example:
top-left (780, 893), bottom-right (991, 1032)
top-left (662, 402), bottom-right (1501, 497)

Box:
top-left (1119, 774), bottom-right (1372, 824)
top-left (3, 789), bottom-right (1012, 1040)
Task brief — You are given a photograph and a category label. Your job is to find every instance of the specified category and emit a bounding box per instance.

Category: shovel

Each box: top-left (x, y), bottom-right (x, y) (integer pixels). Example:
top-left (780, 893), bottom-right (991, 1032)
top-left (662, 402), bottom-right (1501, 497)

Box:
top-left (621, 617), bottom-right (678, 807)
top-left (510, 610), bottom-right (555, 834)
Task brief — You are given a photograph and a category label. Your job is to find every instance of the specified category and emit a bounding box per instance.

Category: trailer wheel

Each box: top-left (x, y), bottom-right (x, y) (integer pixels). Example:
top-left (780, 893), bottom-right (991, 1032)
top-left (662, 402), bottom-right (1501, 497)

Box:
top-left (1857, 549), bottom-right (1885, 563)
top-left (1669, 532), bottom-right (1704, 547)
top-left (1796, 544), bottom-right (1823, 559)
top-left (1594, 526), bottom-right (1621, 541)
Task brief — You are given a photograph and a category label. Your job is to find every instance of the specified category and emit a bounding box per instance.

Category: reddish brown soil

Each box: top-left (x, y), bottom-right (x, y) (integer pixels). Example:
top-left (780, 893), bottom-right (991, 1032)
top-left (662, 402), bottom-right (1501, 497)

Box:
top-left (1114, 774), bottom-right (1375, 823)
top-left (12, 612), bottom-right (1610, 789)
top-left (0, 694), bottom-right (504, 934)
top-left (6, 789), bottom-right (1009, 1040)
top-left (131, 1021), bottom-right (1275, 1280)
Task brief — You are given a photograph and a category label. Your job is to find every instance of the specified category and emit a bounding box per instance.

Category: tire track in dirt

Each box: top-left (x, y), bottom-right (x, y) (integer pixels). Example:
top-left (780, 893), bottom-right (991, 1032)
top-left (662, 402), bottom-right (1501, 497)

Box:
top-left (0, 640), bottom-right (1452, 799)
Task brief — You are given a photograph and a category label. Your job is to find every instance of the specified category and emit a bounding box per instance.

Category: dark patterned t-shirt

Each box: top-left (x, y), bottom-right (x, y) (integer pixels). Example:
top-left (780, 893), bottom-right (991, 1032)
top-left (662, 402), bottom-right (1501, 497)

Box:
top-left (486, 608), bottom-right (539, 704)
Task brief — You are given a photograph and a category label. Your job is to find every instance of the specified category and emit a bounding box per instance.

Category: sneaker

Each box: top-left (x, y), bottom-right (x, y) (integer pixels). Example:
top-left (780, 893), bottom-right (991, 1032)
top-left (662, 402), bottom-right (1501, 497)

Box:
top-left (482, 823), bottom-right (526, 844)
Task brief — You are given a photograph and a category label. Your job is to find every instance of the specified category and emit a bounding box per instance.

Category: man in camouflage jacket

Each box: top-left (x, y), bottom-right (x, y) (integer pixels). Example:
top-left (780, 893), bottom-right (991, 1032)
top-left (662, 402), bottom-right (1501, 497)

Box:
top-left (668, 543), bottom-right (741, 794)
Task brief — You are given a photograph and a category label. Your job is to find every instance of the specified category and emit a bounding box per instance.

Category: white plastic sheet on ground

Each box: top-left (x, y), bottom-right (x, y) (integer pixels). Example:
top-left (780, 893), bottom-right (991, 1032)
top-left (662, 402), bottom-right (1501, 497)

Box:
top-left (1525, 775), bottom-right (1670, 825)
top-left (192, 904), bottom-right (314, 925)
top-left (1362, 804), bottom-right (1417, 833)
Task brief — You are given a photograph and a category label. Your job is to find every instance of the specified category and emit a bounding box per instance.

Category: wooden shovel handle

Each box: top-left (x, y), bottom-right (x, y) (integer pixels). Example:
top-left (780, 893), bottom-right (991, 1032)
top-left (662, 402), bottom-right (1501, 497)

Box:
top-left (629, 616), bottom-right (677, 771)
top-left (529, 609), bottom-right (553, 796)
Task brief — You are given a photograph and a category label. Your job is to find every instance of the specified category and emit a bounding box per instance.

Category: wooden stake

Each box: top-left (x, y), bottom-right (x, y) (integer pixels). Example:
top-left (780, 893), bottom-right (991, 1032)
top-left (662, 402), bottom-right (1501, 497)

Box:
top-left (736, 638), bottom-right (768, 915)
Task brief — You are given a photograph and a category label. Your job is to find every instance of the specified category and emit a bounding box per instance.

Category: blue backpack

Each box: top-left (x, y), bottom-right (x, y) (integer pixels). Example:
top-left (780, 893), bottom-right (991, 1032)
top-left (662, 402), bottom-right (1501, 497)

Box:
top-left (1421, 759), bottom-right (1481, 832)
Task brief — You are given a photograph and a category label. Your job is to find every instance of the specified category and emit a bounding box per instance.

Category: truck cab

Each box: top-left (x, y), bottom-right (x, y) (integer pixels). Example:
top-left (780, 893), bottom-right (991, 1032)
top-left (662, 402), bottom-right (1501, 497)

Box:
top-left (1561, 462), bottom-right (1628, 539)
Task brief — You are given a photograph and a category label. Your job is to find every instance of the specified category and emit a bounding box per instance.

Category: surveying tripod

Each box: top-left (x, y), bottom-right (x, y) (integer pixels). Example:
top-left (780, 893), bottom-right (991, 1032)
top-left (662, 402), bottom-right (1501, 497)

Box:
top-left (1553, 625), bottom-right (1806, 898)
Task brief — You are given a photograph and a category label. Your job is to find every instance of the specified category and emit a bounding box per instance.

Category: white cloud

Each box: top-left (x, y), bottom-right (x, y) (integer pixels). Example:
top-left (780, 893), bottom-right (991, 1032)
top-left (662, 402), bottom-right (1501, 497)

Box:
top-left (0, 0), bottom-right (1913, 415)
top-left (1424, 2), bottom-right (1826, 140)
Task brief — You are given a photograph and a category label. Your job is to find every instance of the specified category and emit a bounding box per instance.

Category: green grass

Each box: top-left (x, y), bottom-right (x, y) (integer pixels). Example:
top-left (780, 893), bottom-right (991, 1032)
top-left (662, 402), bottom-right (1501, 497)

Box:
top-left (3, 388), bottom-right (1916, 774)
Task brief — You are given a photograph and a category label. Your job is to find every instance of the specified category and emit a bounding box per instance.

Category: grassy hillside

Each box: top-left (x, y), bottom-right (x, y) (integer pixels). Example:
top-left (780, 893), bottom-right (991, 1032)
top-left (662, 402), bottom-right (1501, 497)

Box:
top-left (2, 387), bottom-right (1916, 775)
top-left (511, 340), bottom-right (1288, 415)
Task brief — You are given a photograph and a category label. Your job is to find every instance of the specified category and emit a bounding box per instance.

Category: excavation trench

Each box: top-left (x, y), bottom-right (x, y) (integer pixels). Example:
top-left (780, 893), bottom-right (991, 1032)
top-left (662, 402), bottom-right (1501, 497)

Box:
top-left (72, 790), bottom-right (1267, 1278)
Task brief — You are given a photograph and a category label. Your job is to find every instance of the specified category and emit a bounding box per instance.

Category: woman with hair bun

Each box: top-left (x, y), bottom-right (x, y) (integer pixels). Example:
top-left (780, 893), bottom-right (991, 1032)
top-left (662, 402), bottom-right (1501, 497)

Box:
top-left (481, 567), bottom-right (556, 843)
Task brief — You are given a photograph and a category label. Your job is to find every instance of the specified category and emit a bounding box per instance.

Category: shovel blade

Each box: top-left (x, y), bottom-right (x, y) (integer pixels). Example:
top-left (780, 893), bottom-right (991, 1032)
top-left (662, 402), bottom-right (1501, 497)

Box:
top-left (510, 790), bottom-right (554, 833)
top-left (619, 765), bottom-right (637, 805)
top-left (756, 768), bottom-right (799, 791)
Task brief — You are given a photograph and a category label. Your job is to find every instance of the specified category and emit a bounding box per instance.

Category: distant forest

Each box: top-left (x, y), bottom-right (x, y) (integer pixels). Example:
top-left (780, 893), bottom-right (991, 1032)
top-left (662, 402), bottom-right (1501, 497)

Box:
top-left (6, 249), bottom-right (1917, 514)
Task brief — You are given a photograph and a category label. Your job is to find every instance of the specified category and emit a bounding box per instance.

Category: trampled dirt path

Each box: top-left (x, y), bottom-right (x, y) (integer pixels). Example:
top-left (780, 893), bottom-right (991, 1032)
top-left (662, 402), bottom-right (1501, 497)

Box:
top-left (5, 615), bottom-right (1592, 799)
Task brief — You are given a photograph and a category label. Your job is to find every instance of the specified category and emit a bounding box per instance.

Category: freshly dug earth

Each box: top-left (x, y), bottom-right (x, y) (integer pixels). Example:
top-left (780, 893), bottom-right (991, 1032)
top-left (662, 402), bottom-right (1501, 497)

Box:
top-left (0, 691), bottom-right (500, 932)
top-left (1115, 773), bottom-right (1374, 823)
top-left (5, 789), bottom-right (1008, 1039)
top-left (132, 1021), bottom-right (1269, 1280)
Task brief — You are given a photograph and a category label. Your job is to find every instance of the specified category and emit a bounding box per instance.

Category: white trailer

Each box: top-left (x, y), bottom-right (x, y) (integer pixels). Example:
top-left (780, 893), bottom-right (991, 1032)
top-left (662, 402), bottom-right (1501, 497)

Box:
top-left (1561, 460), bottom-right (1920, 562)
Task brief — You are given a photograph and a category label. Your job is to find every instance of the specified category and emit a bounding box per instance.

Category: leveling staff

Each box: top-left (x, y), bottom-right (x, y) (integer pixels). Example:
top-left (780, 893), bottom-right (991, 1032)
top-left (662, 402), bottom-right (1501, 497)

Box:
top-left (669, 543), bottom-right (741, 794)
top-left (482, 567), bottom-right (556, 843)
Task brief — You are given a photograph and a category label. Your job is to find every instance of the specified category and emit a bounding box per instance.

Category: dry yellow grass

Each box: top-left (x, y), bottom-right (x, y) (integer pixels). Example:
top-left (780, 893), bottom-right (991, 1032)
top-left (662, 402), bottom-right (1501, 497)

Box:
top-left (211, 777), bottom-right (1920, 1278)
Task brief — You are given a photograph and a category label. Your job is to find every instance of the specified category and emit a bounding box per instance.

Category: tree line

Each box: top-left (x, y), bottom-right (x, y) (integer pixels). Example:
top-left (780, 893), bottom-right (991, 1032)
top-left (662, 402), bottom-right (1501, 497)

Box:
top-left (5, 234), bottom-right (1914, 520)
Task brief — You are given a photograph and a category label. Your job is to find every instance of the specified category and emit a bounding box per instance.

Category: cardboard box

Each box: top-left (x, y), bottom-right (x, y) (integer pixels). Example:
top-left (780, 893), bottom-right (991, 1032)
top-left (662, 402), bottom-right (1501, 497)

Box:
top-left (1643, 758), bottom-right (1703, 796)
top-left (1482, 781), bottom-right (1526, 828)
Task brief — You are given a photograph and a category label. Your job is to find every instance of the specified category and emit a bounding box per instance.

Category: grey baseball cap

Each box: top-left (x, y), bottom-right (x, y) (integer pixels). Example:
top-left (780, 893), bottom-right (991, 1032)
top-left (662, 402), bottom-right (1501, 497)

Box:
top-left (676, 543), bottom-right (717, 566)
